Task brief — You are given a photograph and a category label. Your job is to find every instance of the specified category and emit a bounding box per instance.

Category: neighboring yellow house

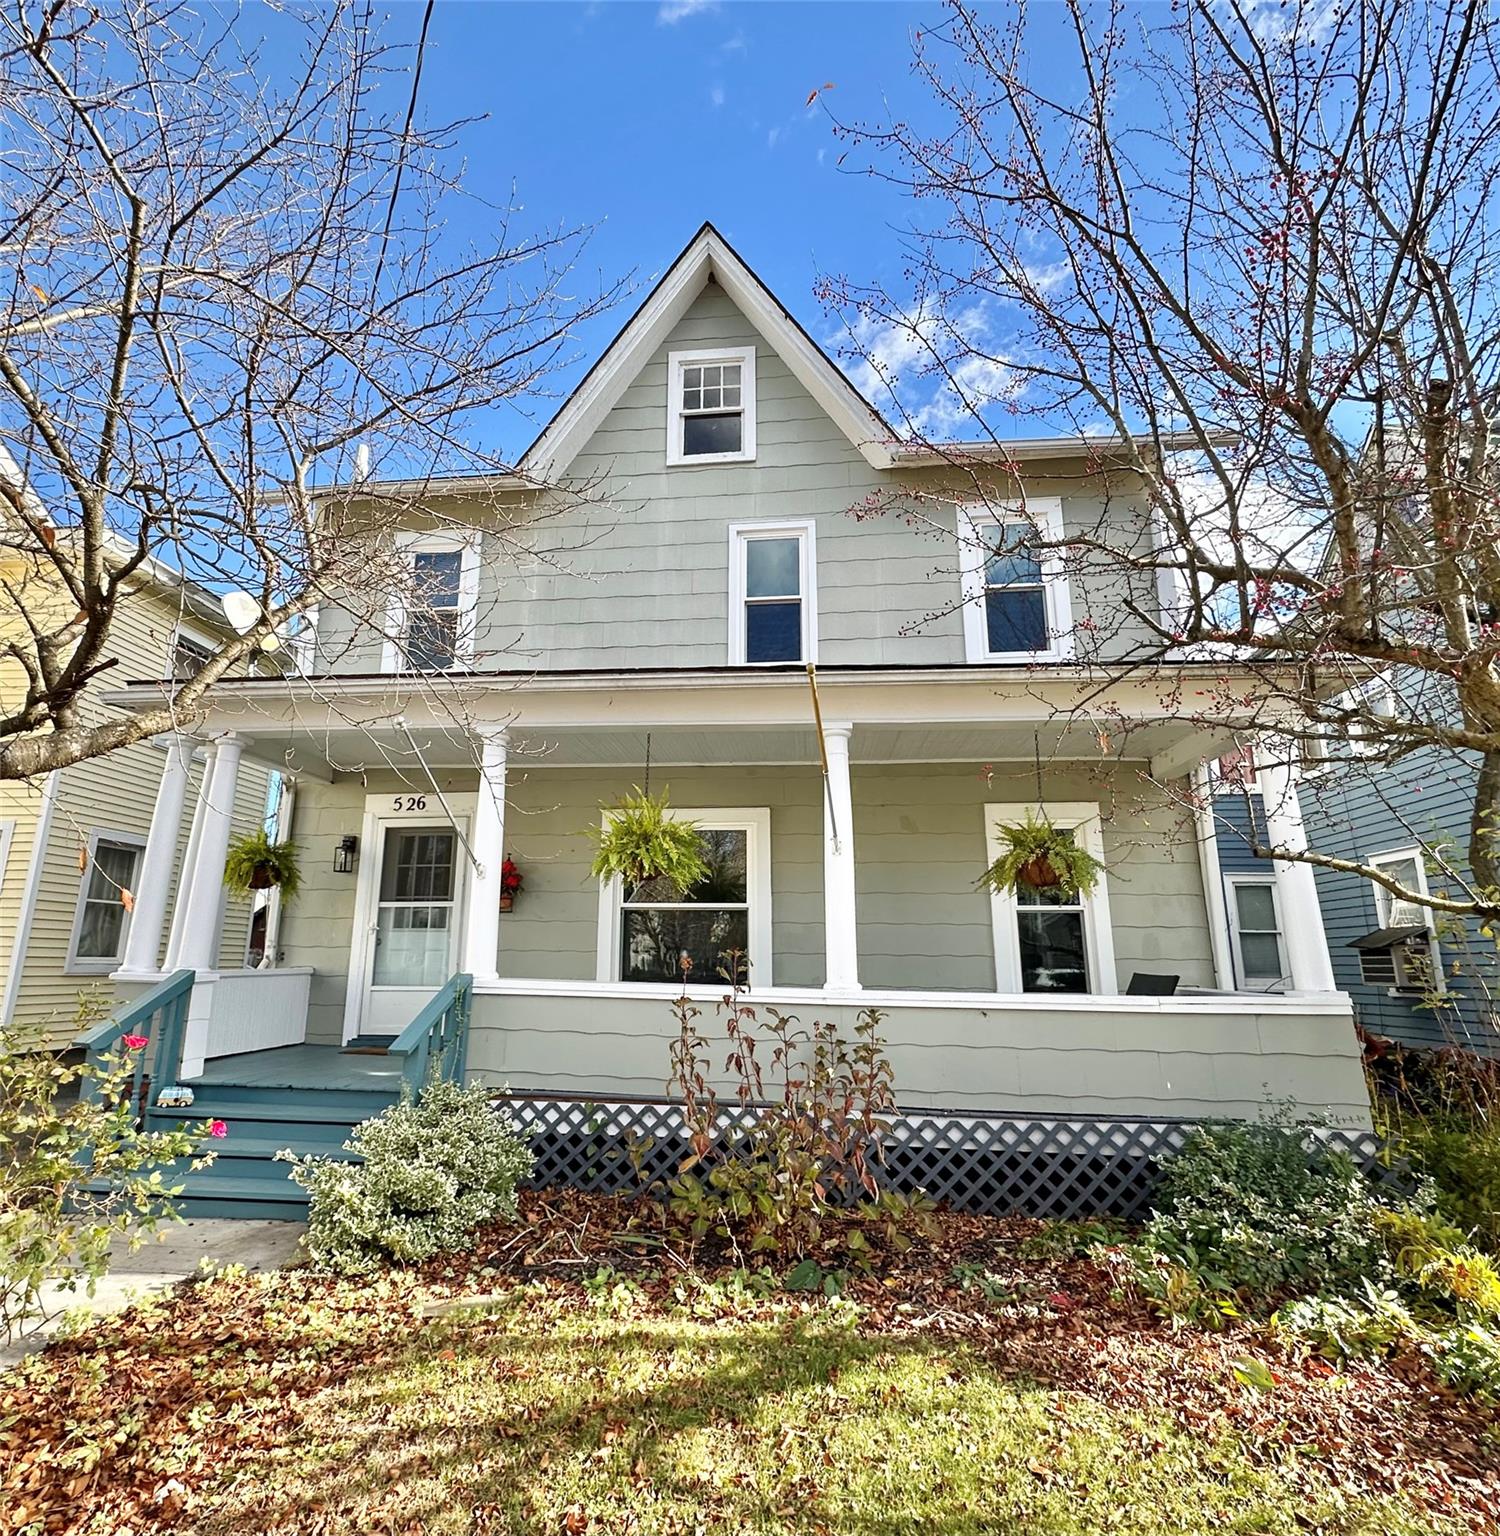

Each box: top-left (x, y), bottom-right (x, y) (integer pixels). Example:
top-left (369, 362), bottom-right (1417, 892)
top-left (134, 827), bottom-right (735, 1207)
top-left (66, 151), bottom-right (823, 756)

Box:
top-left (0, 541), bottom-right (273, 1045)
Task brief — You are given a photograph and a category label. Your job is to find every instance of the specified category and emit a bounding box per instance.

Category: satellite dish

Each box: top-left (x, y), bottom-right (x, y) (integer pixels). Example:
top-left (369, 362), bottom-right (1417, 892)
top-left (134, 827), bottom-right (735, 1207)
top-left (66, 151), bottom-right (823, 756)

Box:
top-left (220, 589), bottom-right (282, 653)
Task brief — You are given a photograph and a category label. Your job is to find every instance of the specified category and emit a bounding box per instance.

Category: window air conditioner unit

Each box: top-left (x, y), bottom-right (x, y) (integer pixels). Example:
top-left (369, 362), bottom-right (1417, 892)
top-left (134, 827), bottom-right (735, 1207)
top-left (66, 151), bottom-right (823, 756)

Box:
top-left (1349, 926), bottom-right (1433, 994)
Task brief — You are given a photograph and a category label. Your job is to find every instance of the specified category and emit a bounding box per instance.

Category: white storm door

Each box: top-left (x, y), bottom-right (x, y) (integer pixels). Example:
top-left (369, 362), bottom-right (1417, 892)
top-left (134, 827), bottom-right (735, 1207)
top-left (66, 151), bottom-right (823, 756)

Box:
top-left (348, 795), bottom-right (473, 1040)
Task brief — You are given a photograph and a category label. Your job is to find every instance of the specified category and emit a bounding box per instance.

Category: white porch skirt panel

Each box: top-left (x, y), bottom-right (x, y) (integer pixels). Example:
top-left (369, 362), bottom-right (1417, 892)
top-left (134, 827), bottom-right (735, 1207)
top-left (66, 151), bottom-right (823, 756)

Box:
top-left (466, 983), bottom-right (1372, 1129)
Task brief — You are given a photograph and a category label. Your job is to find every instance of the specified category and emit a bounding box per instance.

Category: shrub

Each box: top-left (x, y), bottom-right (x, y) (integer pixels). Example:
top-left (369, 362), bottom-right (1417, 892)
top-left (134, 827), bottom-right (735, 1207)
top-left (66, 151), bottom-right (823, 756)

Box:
top-left (1427, 1322), bottom-right (1500, 1399)
top-left (1364, 1032), bottom-right (1500, 1250)
top-left (1121, 1116), bottom-right (1392, 1311)
top-left (1274, 1284), bottom-right (1417, 1363)
top-left (653, 970), bottom-right (932, 1263)
top-left (281, 1078), bottom-right (533, 1275)
top-left (0, 1008), bottom-right (211, 1340)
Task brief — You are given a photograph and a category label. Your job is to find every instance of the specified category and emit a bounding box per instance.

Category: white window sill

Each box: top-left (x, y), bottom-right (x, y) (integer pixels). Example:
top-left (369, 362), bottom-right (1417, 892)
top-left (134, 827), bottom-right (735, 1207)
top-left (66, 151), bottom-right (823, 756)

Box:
top-left (666, 453), bottom-right (757, 469)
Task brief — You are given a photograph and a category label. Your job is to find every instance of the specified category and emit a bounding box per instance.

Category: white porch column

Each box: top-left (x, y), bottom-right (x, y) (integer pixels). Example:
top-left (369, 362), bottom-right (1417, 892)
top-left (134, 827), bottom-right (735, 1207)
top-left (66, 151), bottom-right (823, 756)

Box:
top-left (1258, 759), bottom-right (1337, 992)
top-left (116, 735), bottom-right (194, 980)
top-left (462, 728), bottom-right (508, 984)
top-left (822, 721), bottom-right (860, 992)
top-left (176, 733), bottom-right (244, 972)
top-left (1190, 764), bottom-right (1235, 991)
top-left (163, 751), bottom-right (208, 973)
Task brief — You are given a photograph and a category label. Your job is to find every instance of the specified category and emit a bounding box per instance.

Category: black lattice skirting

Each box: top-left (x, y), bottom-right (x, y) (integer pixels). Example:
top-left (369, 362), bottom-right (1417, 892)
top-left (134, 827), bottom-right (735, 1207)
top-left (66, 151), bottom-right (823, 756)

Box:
top-left (498, 1096), bottom-right (1385, 1223)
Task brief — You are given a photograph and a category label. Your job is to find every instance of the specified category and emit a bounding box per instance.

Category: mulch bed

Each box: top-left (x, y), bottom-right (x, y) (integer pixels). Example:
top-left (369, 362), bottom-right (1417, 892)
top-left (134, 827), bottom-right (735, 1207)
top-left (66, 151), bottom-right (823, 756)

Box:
top-left (4, 1190), bottom-right (1499, 1534)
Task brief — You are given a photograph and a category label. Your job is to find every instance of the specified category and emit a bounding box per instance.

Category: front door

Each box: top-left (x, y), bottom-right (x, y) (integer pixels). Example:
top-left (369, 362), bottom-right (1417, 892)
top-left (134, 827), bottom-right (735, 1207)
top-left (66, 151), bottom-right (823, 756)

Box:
top-left (358, 817), bottom-right (467, 1038)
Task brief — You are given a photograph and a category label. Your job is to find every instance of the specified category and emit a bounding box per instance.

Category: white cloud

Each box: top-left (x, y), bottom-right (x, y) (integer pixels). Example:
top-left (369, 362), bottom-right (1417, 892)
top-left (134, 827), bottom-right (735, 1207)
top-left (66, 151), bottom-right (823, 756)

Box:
top-left (842, 300), bottom-right (1020, 439)
top-left (767, 126), bottom-right (782, 150)
top-left (657, 0), bottom-right (716, 23)
top-left (710, 83), bottom-right (725, 108)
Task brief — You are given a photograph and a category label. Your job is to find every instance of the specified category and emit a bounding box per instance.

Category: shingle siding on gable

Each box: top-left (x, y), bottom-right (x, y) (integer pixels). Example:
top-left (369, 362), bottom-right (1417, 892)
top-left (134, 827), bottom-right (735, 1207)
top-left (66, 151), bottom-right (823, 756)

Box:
top-left (315, 283), bottom-right (1164, 674)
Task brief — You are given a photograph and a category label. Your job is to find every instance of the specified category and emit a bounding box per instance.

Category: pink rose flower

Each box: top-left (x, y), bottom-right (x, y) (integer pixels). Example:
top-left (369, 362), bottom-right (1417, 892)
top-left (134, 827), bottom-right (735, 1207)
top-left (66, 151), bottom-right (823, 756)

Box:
top-left (208, 1119), bottom-right (228, 1138)
top-left (122, 1034), bottom-right (148, 1050)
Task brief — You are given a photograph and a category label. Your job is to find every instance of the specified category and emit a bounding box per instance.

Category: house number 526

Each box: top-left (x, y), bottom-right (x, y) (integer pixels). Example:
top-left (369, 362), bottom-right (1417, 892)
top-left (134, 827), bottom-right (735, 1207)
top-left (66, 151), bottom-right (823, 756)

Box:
top-left (393, 795), bottom-right (428, 812)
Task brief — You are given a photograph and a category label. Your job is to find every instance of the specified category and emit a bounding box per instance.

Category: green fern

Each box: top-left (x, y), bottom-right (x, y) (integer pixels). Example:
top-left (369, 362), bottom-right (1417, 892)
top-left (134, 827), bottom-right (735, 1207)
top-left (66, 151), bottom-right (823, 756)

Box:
top-left (589, 786), bottom-right (709, 895)
top-left (223, 827), bottom-right (302, 902)
top-left (978, 810), bottom-right (1105, 898)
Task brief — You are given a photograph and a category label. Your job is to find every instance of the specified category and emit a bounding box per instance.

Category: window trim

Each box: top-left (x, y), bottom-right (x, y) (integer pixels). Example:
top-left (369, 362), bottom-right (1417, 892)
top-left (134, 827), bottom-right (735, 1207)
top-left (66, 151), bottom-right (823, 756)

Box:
top-left (1224, 874), bottom-right (1288, 990)
top-left (66, 828), bottom-right (146, 975)
top-left (983, 801), bottom-right (1115, 994)
top-left (594, 806), bottom-right (773, 984)
top-left (726, 519), bottom-right (817, 666)
top-left (958, 500), bottom-right (1074, 663)
top-left (165, 623), bottom-right (217, 683)
top-left (381, 529), bottom-right (482, 675)
top-left (666, 345), bottom-right (757, 466)
top-left (1367, 844), bottom-right (1445, 994)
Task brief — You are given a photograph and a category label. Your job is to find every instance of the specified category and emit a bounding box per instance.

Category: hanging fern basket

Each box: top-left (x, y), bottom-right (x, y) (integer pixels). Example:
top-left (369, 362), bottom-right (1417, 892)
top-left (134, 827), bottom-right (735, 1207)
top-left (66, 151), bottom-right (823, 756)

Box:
top-left (223, 829), bottom-right (303, 903)
top-left (588, 786), bottom-right (708, 895)
top-left (979, 810), bottom-right (1104, 901)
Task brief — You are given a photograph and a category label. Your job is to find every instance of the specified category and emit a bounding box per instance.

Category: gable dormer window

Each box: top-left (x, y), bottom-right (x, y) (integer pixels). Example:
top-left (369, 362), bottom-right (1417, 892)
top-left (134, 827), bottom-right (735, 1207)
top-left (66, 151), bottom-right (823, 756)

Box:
top-left (382, 530), bottom-right (480, 674)
top-left (667, 346), bottom-right (756, 466)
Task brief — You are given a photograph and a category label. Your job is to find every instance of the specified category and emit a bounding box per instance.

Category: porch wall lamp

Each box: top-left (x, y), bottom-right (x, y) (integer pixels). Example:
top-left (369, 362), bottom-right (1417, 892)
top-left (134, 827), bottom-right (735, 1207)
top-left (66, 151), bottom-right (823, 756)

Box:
top-left (334, 834), bottom-right (358, 874)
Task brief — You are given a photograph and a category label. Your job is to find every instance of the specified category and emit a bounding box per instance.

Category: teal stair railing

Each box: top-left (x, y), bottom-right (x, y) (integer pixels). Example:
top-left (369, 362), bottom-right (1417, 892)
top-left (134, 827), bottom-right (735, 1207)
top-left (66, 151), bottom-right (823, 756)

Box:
top-left (74, 969), bottom-right (195, 1112)
top-left (388, 972), bottom-right (472, 1092)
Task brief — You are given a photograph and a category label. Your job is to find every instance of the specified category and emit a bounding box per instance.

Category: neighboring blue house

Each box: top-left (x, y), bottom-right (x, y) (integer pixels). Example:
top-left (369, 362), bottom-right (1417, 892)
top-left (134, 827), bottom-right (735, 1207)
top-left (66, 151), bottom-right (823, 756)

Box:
top-left (1213, 744), bottom-right (1500, 1056)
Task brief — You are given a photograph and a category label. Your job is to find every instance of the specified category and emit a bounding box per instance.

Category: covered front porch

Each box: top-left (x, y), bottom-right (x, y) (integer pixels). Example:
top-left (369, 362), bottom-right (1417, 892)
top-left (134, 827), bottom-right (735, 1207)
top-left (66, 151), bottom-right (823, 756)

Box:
top-left (101, 664), bottom-right (1363, 1127)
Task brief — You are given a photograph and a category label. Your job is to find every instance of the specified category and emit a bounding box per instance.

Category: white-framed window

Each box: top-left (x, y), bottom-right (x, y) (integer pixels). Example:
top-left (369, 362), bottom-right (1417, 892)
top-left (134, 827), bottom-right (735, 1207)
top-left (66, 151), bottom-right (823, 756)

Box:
top-left (167, 627), bottom-right (215, 682)
top-left (1225, 876), bottom-right (1287, 989)
top-left (1306, 676), bottom-right (1397, 766)
top-left (595, 807), bottom-right (772, 985)
top-left (666, 346), bottom-right (756, 466)
top-left (66, 829), bottom-right (146, 974)
top-left (382, 530), bottom-right (481, 674)
top-left (958, 500), bottom-right (1073, 662)
top-left (727, 520), bottom-right (816, 665)
top-left (984, 802), bottom-right (1115, 994)
top-left (1367, 844), bottom-right (1444, 994)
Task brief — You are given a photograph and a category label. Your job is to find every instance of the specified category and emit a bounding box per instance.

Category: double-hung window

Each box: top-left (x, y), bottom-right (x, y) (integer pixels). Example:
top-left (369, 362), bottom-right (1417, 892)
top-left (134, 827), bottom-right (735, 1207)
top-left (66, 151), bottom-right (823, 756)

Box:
top-left (667, 346), bottom-right (756, 465)
top-left (169, 631), bottom-right (214, 681)
top-left (68, 831), bottom-right (145, 974)
top-left (597, 808), bottom-right (772, 986)
top-left (959, 500), bottom-right (1073, 662)
top-left (1366, 845), bottom-right (1443, 993)
top-left (383, 531), bottom-right (480, 674)
top-left (728, 521), bottom-right (815, 665)
top-left (984, 803), bottom-right (1114, 993)
top-left (1226, 877), bottom-right (1287, 988)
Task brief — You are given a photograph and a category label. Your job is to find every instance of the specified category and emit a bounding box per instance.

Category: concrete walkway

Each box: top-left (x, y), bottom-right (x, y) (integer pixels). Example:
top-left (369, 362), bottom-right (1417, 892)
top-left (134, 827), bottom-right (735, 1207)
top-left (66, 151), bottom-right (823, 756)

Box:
top-left (2, 1219), bottom-right (306, 1368)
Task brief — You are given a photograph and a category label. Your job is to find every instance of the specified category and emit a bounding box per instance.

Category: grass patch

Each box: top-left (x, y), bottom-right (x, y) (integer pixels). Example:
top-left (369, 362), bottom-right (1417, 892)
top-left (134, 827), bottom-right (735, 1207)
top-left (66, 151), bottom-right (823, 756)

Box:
top-left (4, 1196), bottom-right (1496, 1534)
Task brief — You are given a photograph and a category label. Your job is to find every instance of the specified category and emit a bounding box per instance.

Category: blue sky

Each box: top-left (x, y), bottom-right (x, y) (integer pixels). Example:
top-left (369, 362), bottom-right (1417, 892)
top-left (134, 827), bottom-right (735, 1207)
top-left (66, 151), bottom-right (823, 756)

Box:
top-left (384, 0), bottom-right (962, 459)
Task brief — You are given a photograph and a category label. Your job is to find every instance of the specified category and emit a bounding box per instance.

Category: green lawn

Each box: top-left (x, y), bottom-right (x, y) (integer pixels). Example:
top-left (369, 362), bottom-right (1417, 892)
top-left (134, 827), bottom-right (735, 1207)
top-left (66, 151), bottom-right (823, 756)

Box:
top-left (6, 1253), bottom-right (1483, 1536)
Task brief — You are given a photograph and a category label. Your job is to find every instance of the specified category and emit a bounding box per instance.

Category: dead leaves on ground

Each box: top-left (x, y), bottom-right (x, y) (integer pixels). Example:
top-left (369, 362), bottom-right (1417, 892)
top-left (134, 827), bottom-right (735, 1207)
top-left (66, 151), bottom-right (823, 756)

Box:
top-left (2, 1190), bottom-right (1499, 1535)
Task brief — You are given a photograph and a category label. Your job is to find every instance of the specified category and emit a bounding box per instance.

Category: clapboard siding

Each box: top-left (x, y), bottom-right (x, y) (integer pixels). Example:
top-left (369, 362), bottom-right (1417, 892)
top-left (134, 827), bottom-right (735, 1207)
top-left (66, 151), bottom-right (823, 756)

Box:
top-left (0, 585), bottom-right (272, 1043)
top-left (465, 987), bottom-right (1371, 1125)
top-left (1298, 749), bottom-right (1498, 1054)
top-left (314, 283), bottom-right (1163, 674)
top-left (275, 756), bottom-right (1218, 1048)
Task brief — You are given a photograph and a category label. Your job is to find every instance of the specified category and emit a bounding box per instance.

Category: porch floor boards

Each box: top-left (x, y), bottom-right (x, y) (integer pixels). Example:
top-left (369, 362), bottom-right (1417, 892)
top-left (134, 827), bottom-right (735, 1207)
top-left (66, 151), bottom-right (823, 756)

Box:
top-left (187, 1044), bottom-right (405, 1094)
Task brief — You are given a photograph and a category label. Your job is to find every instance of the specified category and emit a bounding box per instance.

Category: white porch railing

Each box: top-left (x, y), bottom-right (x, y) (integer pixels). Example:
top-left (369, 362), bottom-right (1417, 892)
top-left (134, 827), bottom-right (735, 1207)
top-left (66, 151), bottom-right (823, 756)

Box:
top-left (181, 967), bottom-right (314, 1077)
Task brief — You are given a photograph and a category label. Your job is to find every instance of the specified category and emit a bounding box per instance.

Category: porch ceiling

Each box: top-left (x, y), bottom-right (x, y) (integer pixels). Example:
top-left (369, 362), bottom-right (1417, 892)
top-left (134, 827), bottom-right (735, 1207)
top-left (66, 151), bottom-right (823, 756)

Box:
top-left (217, 716), bottom-right (1229, 774)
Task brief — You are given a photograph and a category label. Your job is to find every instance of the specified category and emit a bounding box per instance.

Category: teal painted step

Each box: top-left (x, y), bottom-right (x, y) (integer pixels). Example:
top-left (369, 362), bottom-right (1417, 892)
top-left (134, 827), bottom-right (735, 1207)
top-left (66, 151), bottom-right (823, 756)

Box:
top-left (138, 1081), bottom-right (399, 1221)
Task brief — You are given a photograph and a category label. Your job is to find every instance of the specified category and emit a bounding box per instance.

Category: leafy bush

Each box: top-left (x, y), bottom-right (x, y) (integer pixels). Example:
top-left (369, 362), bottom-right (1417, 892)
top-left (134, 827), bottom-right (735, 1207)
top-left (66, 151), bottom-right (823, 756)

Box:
top-left (1120, 1116), bottom-right (1392, 1312)
top-left (0, 1009), bottom-right (211, 1340)
top-left (1427, 1322), bottom-right (1500, 1399)
top-left (281, 1078), bottom-right (533, 1275)
top-left (652, 974), bottom-right (933, 1264)
top-left (1364, 1032), bottom-right (1500, 1250)
top-left (1274, 1284), bottom-right (1417, 1363)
